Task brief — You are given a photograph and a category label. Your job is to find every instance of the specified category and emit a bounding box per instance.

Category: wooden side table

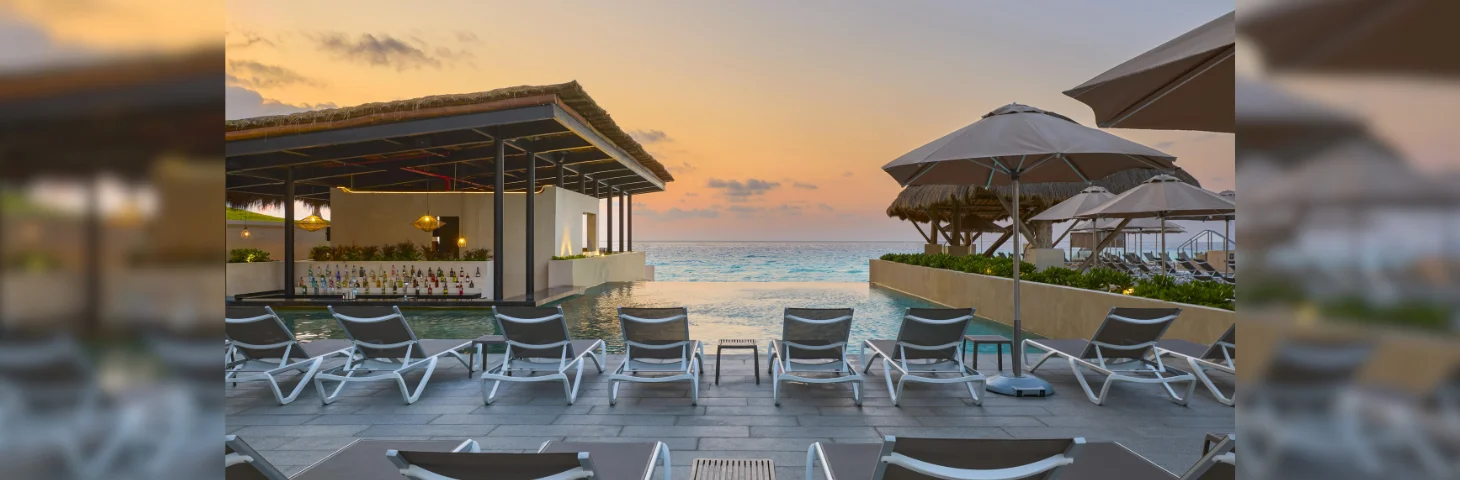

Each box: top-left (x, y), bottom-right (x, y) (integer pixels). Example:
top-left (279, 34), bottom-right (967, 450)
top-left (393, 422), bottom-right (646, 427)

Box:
top-left (962, 334), bottom-right (1012, 371)
top-left (716, 339), bottom-right (759, 385)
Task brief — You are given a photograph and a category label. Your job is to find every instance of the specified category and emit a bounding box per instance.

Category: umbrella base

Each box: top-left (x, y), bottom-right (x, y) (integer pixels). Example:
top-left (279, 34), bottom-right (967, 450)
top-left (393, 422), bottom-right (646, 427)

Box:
top-left (986, 373), bottom-right (1054, 397)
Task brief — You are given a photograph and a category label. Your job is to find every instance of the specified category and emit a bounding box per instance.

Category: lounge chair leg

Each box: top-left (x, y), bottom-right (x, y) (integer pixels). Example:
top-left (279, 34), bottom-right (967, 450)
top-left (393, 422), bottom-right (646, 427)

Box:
top-left (609, 379), bottom-right (621, 406)
top-left (805, 444), bottom-right (819, 480)
top-left (273, 357), bottom-right (323, 405)
top-left (881, 358), bottom-right (900, 406)
top-left (314, 368), bottom-right (358, 405)
top-left (862, 352), bottom-right (881, 374)
top-left (397, 357), bottom-right (438, 404)
top-left (1068, 357), bottom-right (1107, 406)
top-left (588, 343), bottom-right (606, 373)
top-left (482, 376), bottom-right (504, 405)
top-left (1027, 350), bottom-right (1056, 373)
top-left (657, 442), bottom-right (673, 480)
top-left (853, 380), bottom-right (862, 406)
top-left (966, 378), bottom-right (985, 406)
top-left (1187, 357), bottom-right (1234, 406)
top-left (772, 367), bottom-right (781, 406)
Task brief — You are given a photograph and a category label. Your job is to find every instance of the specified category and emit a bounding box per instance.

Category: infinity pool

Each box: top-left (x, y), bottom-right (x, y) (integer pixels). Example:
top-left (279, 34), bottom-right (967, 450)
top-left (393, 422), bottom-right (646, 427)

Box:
top-left (275, 281), bottom-right (1037, 353)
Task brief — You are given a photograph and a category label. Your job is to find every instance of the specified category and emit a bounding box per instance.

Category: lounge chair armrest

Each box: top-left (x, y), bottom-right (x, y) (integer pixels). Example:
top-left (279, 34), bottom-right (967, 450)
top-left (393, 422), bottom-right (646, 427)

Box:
top-left (225, 452), bottom-right (253, 467)
top-left (880, 452), bottom-right (1074, 480)
top-left (452, 439), bottom-right (481, 453)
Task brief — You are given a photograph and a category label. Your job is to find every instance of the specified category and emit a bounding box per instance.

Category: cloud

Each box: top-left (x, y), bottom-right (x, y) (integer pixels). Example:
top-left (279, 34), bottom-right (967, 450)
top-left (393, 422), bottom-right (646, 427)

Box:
top-left (455, 31), bottom-right (480, 43)
top-left (817, 203), bottom-right (835, 212)
top-left (637, 206), bottom-right (718, 220)
top-left (726, 204), bottom-right (802, 217)
top-left (226, 85), bottom-right (337, 120)
top-left (684, 192), bottom-right (699, 197)
top-left (311, 32), bottom-right (468, 71)
top-left (629, 129), bottom-right (672, 144)
top-left (227, 30), bottom-right (276, 49)
top-left (791, 182), bottom-right (818, 190)
top-left (226, 60), bottom-right (322, 89)
top-left (706, 178), bottom-right (780, 201)
top-left (842, 171), bottom-right (854, 177)
top-left (668, 161), bottom-right (697, 175)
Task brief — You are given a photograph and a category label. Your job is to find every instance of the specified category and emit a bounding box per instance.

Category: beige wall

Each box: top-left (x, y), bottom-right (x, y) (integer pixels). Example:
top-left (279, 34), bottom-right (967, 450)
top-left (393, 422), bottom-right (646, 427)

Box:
top-left (869, 259), bottom-right (1234, 344)
top-left (225, 221), bottom-right (328, 260)
top-left (226, 261), bottom-right (284, 297)
top-left (328, 186), bottom-right (597, 299)
top-left (548, 251), bottom-right (646, 288)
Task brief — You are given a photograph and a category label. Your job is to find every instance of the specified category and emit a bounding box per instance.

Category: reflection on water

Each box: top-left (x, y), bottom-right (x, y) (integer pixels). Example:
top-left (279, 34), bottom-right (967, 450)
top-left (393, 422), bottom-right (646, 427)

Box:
top-left (275, 281), bottom-right (1036, 353)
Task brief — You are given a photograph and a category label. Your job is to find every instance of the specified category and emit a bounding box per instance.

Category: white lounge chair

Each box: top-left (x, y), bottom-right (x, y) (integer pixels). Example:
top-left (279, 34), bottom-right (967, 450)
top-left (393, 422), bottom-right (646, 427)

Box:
top-left (226, 306), bottom-right (351, 405)
top-left (807, 436), bottom-right (1085, 480)
top-left (861, 307), bottom-right (985, 406)
top-left (608, 307), bottom-right (704, 406)
top-left (388, 439), bottom-right (671, 480)
top-left (314, 306), bottom-right (473, 405)
top-left (1157, 324), bottom-right (1236, 406)
top-left (1024, 307), bottom-right (1198, 406)
top-left (767, 308), bottom-right (864, 406)
top-left (481, 306), bottom-right (605, 406)
top-left (226, 434), bottom-right (289, 480)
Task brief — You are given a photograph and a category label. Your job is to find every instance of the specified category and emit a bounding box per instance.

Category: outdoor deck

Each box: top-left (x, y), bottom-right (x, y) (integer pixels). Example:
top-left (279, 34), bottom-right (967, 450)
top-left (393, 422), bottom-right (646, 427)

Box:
top-left (226, 353), bottom-right (1235, 479)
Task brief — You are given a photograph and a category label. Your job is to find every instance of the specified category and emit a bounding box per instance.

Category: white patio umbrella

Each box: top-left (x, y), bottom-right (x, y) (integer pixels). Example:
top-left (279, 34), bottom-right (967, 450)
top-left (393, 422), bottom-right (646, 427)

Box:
top-left (1236, 78), bottom-right (1365, 157)
top-left (1064, 11), bottom-right (1234, 132)
top-left (1239, 0), bottom-right (1460, 78)
top-left (1079, 175), bottom-right (1235, 273)
top-left (882, 103), bottom-right (1176, 397)
top-left (1031, 185), bottom-right (1116, 253)
top-left (1071, 218), bottom-right (1186, 262)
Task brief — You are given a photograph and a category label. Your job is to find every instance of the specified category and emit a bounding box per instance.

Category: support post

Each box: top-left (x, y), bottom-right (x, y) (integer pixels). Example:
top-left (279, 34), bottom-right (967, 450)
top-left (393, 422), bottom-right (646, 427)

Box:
top-left (555, 154), bottom-right (565, 189)
top-left (627, 193), bottom-right (633, 251)
top-left (982, 229), bottom-right (1013, 257)
top-left (605, 184), bottom-right (613, 253)
top-left (624, 191), bottom-right (630, 252)
top-left (493, 139), bottom-right (505, 301)
top-left (1076, 218), bottom-right (1133, 271)
top-left (525, 151), bottom-right (536, 302)
top-left (580, 172), bottom-right (587, 194)
top-left (283, 167), bottom-right (295, 299)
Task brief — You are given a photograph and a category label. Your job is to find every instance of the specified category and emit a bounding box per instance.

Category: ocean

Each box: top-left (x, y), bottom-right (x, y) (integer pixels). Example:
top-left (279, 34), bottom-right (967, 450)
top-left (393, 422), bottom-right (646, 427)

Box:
top-left (636, 241), bottom-right (925, 282)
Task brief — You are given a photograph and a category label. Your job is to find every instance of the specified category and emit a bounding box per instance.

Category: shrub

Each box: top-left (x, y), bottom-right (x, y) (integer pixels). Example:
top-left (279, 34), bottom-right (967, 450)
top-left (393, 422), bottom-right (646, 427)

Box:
top-left (462, 248), bottom-right (492, 261)
top-left (309, 244), bottom-right (332, 261)
top-left (879, 253), bottom-right (1232, 310)
top-left (228, 248), bottom-right (272, 263)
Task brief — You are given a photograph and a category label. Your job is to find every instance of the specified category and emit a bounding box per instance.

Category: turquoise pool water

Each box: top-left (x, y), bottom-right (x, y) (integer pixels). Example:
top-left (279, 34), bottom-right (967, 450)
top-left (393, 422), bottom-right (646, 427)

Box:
top-left (275, 281), bottom-right (1037, 353)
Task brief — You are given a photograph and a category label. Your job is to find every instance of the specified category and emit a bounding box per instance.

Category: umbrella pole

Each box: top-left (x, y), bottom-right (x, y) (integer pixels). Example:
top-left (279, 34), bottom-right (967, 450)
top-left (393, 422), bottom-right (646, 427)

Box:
top-left (1160, 215), bottom-right (1167, 274)
top-left (986, 174), bottom-right (1052, 397)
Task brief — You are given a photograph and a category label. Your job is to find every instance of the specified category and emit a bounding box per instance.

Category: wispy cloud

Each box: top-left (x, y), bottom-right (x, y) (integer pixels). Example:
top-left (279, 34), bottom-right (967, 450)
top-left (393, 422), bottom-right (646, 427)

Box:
top-left (629, 129), bottom-right (672, 144)
top-left (227, 30), bottom-right (276, 49)
top-left (842, 171), bottom-right (854, 177)
top-left (667, 161), bottom-right (697, 175)
top-left (226, 60), bottom-right (322, 89)
top-left (725, 204), bottom-right (803, 217)
top-left (311, 32), bottom-right (470, 71)
top-left (707, 178), bottom-right (780, 201)
top-left (637, 206), bottom-right (719, 220)
top-left (792, 182), bottom-right (818, 190)
top-left (455, 31), bottom-right (480, 43)
top-left (226, 86), bottom-right (337, 120)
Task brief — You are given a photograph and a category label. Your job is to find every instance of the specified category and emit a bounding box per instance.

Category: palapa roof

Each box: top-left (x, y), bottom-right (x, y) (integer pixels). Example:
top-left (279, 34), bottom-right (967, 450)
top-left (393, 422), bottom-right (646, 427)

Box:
top-left (226, 81), bottom-right (673, 184)
top-left (885, 168), bottom-right (1200, 223)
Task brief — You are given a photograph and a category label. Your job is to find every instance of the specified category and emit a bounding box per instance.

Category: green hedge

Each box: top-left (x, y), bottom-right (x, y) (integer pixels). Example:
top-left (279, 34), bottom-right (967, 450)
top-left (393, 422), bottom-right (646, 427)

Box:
top-left (878, 253), bottom-right (1234, 310)
top-left (228, 248), bottom-right (272, 263)
top-left (310, 242), bottom-right (491, 262)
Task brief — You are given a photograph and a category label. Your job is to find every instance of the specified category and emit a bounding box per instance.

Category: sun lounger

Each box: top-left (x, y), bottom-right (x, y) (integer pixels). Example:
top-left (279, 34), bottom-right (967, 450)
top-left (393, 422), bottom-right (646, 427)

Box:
top-left (227, 435), bottom-right (290, 480)
top-left (1157, 325), bottom-right (1236, 406)
top-left (228, 436), bottom-right (468, 480)
top-left (1024, 307), bottom-right (1197, 405)
top-left (768, 308), bottom-right (864, 406)
top-left (388, 439), bottom-right (671, 480)
top-left (481, 306), bottom-right (606, 406)
top-left (806, 436), bottom-right (1085, 480)
top-left (226, 306), bottom-right (351, 405)
top-left (313, 306), bottom-right (473, 405)
top-left (609, 307), bottom-right (704, 406)
top-left (807, 435), bottom-right (1235, 480)
top-left (860, 308), bottom-right (985, 406)
top-left (1243, 337), bottom-right (1379, 476)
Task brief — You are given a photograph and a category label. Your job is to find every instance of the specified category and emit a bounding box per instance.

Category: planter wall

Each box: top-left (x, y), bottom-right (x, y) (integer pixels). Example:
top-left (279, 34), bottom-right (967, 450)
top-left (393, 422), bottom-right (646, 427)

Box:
top-left (549, 252), bottom-right (647, 288)
top-left (869, 259), bottom-right (1234, 344)
top-left (226, 261), bottom-right (284, 298)
top-left (226, 260), bottom-right (493, 298)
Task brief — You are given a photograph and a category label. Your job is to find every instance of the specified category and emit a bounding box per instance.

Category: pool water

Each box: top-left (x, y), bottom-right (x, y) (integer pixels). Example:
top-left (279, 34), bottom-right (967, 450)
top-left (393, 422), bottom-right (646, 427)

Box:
top-left (275, 281), bottom-right (1039, 353)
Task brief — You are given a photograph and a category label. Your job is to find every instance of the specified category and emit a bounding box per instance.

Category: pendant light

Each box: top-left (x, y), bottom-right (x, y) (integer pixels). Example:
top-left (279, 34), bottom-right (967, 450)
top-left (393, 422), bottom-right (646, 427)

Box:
top-left (296, 203), bottom-right (328, 232)
top-left (412, 179), bottom-right (445, 232)
top-left (454, 164), bottom-right (466, 247)
top-left (240, 207), bottom-right (251, 239)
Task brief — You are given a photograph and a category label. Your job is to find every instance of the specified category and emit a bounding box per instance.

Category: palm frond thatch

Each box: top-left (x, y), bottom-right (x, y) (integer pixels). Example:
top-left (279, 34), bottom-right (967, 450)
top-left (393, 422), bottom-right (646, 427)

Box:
top-left (224, 81), bottom-right (674, 184)
top-left (226, 191), bottom-right (330, 212)
top-left (885, 168), bottom-right (1199, 222)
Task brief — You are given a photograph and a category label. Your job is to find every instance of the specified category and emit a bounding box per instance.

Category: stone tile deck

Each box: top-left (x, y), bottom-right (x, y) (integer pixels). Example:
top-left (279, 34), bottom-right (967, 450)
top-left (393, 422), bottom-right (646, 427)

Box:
top-left (227, 353), bottom-right (1235, 479)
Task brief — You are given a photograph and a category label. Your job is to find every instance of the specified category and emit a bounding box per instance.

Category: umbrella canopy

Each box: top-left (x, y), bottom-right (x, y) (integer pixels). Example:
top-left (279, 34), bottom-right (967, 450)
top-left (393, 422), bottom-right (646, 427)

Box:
top-left (1239, 0), bottom-right (1460, 78)
top-left (881, 103), bottom-right (1176, 187)
top-left (1248, 137), bottom-right (1456, 207)
top-left (1079, 174), bottom-right (1236, 219)
top-left (1029, 186), bottom-right (1115, 222)
top-left (1236, 78), bottom-right (1365, 156)
top-left (1064, 11), bottom-right (1235, 132)
top-left (1072, 218), bottom-right (1187, 234)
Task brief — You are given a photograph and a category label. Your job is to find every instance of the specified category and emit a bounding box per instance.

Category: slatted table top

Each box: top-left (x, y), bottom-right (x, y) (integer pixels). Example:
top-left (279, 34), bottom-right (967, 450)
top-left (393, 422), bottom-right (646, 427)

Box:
top-left (718, 338), bottom-right (759, 347)
top-left (691, 458), bottom-right (776, 480)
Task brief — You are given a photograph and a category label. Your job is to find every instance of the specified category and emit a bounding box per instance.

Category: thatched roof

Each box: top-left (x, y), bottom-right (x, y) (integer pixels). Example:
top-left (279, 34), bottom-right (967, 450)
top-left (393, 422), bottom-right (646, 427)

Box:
top-left (885, 168), bottom-right (1200, 222)
top-left (225, 81), bottom-right (674, 183)
top-left (226, 191), bottom-right (329, 212)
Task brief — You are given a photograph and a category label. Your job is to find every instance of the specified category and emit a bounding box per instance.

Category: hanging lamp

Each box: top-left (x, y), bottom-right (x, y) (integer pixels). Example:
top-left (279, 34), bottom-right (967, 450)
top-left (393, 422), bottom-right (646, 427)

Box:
top-left (296, 204), bottom-right (328, 232)
top-left (240, 207), bottom-right (251, 239)
top-left (412, 179), bottom-right (445, 232)
top-left (455, 164), bottom-right (466, 247)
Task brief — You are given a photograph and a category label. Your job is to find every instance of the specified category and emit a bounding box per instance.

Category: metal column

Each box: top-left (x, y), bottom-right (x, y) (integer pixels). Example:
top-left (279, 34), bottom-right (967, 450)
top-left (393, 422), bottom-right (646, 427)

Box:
top-left (605, 184), bottom-right (613, 253)
top-left (524, 151), bottom-right (536, 303)
top-left (618, 192), bottom-right (625, 252)
top-left (493, 140), bottom-right (505, 301)
top-left (283, 167), bottom-right (295, 299)
top-left (555, 154), bottom-right (565, 189)
top-left (627, 193), bottom-right (633, 251)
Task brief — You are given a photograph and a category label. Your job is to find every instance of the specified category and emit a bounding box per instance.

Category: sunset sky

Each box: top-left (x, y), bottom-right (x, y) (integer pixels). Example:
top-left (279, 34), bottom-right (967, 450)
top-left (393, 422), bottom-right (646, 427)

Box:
top-left (215, 1), bottom-right (1238, 241)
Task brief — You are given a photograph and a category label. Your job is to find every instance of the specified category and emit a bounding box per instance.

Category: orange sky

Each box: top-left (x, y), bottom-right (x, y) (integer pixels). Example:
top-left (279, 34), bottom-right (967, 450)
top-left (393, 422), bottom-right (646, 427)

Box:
top-left (217, 1), bottom-right (1239, 241)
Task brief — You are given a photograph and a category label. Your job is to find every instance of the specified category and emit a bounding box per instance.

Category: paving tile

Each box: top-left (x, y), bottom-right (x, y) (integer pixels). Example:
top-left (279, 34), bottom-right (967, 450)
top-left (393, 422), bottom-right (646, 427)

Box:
top-left (554, 414), bottom-right (676, 426)
top-left (255, 449), bottom-right (334, 467)
top-left (914, 416), bottom-right (1046, 427)
top-left (873, 427), bottom-right (1011, 439)
top-left (621, 426), bottom-right (748, 438)
top-left (306, 414), bottom-right (439, 425)
top-left (676, 415), bottom-right (799, 427)
top-left (356, 424), bottom-right (498, 437)
top-left (589, 405), bottom-right (706, 415)
top-left (430, 414), bottom-right (560, 425)
top-left (752, 426), bottom-right (879, 438)
top-left (232, 425), bottom-right (369, 437)
top-left (226, 415), bottom-right (318, 426)
top-left (564, 436), bottom-right (699, 451)
top-left (699, 437), bottom-right (830, 451)
top-left (276, 437), bottom-right (362, 451)
top-left (490, 425), bottom-right (624, 437)
top-left (706, 406), bottom-right (818, 416)
top-left (796, 415), bottom-right (922, 427)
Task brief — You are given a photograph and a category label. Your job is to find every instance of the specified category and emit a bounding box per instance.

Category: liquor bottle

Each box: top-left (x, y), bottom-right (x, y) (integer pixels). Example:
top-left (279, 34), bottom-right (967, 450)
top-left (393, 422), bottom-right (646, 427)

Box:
top-left (335, 268), bottom-right (341, 282)
top-left (457, 285), bottom-right (464, 296)
top-left (475, 267), bottom-right (481, 278)
top-left (426, 285), bottom-right (432, 296)
top-left (436, 267), bottom-right (443, 278)
top-left (299, 278), bottom-right (307, 295)
top-left (467, 279), bottom-right (474, 288)
top-left (448, 268), bottom-right (455, 279)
